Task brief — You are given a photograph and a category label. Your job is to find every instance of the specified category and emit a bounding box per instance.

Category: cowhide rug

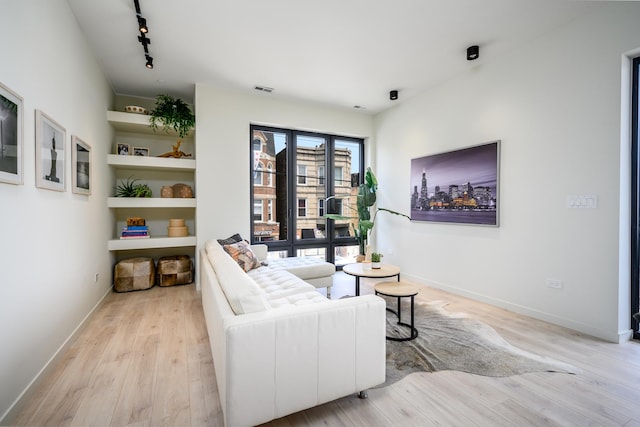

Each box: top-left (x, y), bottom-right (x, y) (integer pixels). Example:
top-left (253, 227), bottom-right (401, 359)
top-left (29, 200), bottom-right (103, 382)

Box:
top-left (379, 299), bottom-right (580, 387)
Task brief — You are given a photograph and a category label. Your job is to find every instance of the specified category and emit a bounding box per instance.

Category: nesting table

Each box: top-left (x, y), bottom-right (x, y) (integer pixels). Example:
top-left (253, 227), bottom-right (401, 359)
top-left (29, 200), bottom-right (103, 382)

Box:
top-left (374, 281), bottom-right (419, 341)
top-left (342, 263), bottom-right (401, 296)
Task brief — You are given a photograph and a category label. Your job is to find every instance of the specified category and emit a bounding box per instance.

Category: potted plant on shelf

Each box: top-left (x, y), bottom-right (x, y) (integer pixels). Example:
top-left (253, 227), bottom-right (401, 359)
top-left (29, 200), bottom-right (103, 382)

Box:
top-left (370, 252), bottom-right (383, 269)
top-left (325, 167), bottom-right (409, 261)
top-left (114, 177), bottom-right (152, 197)
top-left (149, 94), bottom-right (195, 142)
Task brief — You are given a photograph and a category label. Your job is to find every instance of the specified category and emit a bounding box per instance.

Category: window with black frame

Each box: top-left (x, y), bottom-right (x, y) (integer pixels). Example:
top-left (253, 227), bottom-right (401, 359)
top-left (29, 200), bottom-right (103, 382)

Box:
top-left (250, 125), bottom-right (364, 266)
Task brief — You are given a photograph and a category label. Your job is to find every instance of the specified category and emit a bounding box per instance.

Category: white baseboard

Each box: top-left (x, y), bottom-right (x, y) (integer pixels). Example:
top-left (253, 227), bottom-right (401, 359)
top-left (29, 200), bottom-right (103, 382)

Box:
top-left (403, 273), bottom-right (622, 344)
top-left (0, 286), bottom-right (113, 424)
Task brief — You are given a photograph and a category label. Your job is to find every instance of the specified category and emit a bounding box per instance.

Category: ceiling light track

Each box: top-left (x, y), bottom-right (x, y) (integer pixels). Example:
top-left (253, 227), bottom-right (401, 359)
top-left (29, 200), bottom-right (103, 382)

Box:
top-left (134, 0), bottom-right (153, 69)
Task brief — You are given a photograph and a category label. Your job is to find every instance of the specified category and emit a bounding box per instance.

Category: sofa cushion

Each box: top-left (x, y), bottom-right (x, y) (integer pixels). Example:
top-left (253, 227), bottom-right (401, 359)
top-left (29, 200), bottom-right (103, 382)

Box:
top-left (223, 241), bottom-right (262, 272)
top-left (207, 243), bottom-right (270, 315)
top-left (266, 256), bottom-right (335, 280)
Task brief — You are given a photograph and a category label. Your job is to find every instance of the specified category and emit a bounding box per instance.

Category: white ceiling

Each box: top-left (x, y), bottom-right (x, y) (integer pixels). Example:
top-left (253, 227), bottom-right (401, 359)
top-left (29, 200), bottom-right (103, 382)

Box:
top-left (66, 0), bottom-right (602, 114)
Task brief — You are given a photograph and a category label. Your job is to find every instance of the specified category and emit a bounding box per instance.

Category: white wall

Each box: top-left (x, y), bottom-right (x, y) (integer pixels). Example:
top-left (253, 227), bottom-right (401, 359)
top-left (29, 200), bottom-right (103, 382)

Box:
top-left (195, 86), bottom-right (374, 246)
top-left (373, 3), bottom-right (640, 342)
top-left (0, 0), bottom-right (114, 420)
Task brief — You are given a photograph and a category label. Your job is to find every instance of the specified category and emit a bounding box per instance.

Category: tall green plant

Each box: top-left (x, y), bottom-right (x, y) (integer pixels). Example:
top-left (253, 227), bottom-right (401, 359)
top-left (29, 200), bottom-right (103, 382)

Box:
top-left (325, 167), bottom-right (409, 255)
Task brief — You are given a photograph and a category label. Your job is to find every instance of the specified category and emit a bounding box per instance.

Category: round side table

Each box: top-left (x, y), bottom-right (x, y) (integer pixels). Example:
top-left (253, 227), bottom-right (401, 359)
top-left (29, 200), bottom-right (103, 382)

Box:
top-left (374, 281), bottom-right (419, 341)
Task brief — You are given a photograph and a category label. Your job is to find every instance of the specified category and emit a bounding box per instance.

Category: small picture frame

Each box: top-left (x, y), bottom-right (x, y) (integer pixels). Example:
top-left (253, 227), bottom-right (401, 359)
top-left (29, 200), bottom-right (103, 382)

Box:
top-left (0, 82), bottom-right (24, 185)
top-left (133, 146), bottom-right (149, 156)
top-left (117, 143), bottom-right (130, 156)
top-left (35, 110), bottom-right (66, 192)
top-left (72, 135), bottom-right (91, 195)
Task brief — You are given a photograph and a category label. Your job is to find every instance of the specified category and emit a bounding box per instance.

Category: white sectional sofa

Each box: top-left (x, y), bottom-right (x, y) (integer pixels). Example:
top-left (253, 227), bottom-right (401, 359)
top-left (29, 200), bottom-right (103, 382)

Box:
top-left (200, 239), bottom-right (386, 427)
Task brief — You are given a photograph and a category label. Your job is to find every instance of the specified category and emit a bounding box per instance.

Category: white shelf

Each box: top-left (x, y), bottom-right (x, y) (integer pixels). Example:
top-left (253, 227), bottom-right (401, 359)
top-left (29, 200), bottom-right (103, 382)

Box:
top-left (107, 110), bottom-right (195, 138)
top-left (107, 154), bottom-right (195, 171)
top-left (108, 197), bottom-right (196, 208)
top-left (107, 236), bottom-right (197, 251)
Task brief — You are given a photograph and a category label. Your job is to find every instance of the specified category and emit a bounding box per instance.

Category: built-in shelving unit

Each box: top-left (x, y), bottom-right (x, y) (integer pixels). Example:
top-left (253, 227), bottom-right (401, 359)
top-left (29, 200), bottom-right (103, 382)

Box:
top-left (107, 110), bottom-right (196, 253)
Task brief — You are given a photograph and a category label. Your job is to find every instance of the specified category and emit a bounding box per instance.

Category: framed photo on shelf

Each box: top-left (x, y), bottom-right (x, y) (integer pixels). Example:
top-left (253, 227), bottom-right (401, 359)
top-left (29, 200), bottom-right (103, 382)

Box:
top-left (35, 109), bottom-right (66, 192)
top-left (0, 82), bottom-right (24, 185)
top-left (117, 142), bottom-right (130, 156)
top-left (133, 146), bottom-right (149, 156)
top-left (410, 140), bottom-right (500, 226)
top-left (71, 135), bottom-right (91, 195)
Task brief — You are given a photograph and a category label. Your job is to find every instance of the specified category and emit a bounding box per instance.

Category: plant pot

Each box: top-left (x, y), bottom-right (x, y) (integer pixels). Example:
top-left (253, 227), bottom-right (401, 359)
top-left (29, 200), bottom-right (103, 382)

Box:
top-left (372, 262), bottom-right (381, 269)
top-left (356, 254), bottom-right (366, 263)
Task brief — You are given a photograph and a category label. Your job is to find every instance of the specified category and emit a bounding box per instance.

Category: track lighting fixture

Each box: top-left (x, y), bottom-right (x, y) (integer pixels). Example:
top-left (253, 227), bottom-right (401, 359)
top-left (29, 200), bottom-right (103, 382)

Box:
top-left (390, 90), bottom-right (398, 101)
top-left (467, 45), bottom-right (479, 61)
top-left (133, 0), bottom-right (154, 69)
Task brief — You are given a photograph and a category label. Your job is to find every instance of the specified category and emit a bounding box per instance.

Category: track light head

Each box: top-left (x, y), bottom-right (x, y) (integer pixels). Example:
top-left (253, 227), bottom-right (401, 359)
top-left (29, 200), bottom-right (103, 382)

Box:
top-left (137, 16), bottom-right (148, 33)
top-left (145, 55), bottom-right (153, 69)
top-left (467, 45), bottom-right (479, 61)
top-left (390, 90), bottom-right (398, 101)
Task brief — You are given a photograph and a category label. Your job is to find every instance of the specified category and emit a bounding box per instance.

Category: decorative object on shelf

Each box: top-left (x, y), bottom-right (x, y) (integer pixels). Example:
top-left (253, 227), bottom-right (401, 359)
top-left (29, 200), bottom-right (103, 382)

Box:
top-left (0, 81), bottom-right (24, 186)
top-left (325, 167), bottom-right (409, 259)
top-left (133, 146), bottom-right (149, 156)
top-left (114, 177), bottom-right (152, 197)
top-left (172, 183), bottom-right (193, 198)
top-left (117, 142), bottom-right (130, 155)
top-left (157, 140), bottom-right (192, 158)
top-left (371, 252), bottom-right (383, 269)
top-left (156, 255), bottom-right (193, 286)
top-left (127, 216), bottom-right (146, 226)
top-left (120, 224), bottom-right (149, 239)
top-left (35, 109), bottom-right (66, 192)
top-left (149, 94), bottom-right (195, 140)
top-left (71, 135), bottom-right (91, 196)
top-left (160, 185), bottom-right (173, 198)
top-left (124, 105), bottom-right (149, 115)
top-left (167, 218), bottom-right (188, 237)
top-left (114, 256), bottom-right (155, 292)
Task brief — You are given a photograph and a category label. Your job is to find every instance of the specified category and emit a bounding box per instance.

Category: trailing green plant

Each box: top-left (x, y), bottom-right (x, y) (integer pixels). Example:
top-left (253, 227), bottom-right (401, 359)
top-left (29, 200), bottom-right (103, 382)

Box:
top-left (114, 177), bottom-right (152, 198)
top-left (370, 252), bottom-right (382, 263)
top-left (149, 94), bottom-right (195, 139)
top-left (325, 167), bottom-right (409, 256)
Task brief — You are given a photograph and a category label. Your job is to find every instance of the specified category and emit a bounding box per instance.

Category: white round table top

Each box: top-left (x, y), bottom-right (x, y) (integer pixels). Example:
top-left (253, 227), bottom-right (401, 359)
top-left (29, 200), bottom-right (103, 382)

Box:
top-left (374, 281), bottom-right (420, 297)
top-left (342, 263), bottom-right (400, 278)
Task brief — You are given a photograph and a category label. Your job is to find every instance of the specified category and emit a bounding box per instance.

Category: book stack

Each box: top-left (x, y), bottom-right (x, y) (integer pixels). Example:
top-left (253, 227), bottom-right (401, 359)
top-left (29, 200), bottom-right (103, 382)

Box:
top-left (120, 225), bottom-right (150, 239)
top-left (121, 217), bottom-right (150, 239)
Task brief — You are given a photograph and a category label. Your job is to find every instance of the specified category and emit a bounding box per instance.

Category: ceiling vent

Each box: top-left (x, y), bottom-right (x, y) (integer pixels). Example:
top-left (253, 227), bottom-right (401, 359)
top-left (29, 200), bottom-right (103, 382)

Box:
top-left (254, 86), bottom-right (274, 93)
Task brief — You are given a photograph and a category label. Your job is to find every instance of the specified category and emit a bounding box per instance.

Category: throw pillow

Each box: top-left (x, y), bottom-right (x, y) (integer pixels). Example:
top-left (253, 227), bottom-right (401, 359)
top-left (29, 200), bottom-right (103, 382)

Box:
top-left (217, 233), bottom-right (243, 246)
top-left (223, 241), bottom-right (262, 272)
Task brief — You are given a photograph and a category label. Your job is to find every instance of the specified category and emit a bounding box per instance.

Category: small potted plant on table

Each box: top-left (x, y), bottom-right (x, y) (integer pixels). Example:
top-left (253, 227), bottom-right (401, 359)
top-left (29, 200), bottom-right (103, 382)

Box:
top-left (371, 252), bottom-right (383, 269)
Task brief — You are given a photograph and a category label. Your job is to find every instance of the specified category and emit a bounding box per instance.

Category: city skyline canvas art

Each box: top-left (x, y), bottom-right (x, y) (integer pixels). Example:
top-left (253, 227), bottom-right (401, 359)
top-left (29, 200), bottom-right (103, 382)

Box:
top-left (410, 141), bottom-right (500, 226)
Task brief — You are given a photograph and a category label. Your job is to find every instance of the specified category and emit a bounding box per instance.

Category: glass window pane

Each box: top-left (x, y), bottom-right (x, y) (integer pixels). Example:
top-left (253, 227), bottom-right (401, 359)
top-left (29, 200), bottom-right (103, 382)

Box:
top-left (334, 139), bottom-right (360, 239)
top-left (296, 135), bottom-right (326, 240)
top-left (296, 247), bottom-right (326, 261)
top-left (334, 245), bottom-right (359, 267)
top-left (252, 129), bottom-right (287, 242)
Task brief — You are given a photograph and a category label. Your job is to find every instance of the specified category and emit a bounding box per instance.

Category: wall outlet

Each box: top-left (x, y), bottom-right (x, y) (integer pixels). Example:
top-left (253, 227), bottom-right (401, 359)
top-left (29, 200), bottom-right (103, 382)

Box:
top-left (546, 278), bottom-right (563, 289)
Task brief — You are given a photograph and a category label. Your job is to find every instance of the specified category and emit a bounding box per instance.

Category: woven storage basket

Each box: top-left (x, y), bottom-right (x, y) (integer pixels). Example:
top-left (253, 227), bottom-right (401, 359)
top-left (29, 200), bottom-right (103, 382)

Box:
top-left (156, 255), bottom-right (193, 287)
top-left (114, 257), bottom-right (155, 292)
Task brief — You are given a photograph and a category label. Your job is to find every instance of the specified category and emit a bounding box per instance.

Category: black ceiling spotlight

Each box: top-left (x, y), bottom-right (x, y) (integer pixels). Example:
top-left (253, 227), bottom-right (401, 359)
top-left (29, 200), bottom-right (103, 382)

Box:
top-left (138, 33), bottom-right (151, 53)
top-left (137, 16), bottom-right (148, 33)
top-left (390, 90), bottom-right (398, 101)
top-left (145, 55), bottom-right (154, 69)
top-left (467, 45), bottom-right (479, 61)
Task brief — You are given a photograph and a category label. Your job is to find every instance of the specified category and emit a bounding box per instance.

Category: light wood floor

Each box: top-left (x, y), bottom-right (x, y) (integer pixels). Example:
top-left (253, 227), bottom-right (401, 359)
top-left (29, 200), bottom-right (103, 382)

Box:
top-left (7, 273), bottom-right (640, 426)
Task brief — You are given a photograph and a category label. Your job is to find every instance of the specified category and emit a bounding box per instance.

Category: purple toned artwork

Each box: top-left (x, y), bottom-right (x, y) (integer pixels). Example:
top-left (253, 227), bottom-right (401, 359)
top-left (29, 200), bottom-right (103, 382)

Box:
top-left (410, 141), bottom-right (500, 226)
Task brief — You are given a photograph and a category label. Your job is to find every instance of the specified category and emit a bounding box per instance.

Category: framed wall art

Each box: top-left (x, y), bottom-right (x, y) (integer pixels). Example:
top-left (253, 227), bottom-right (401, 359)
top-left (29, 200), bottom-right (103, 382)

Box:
top-left (410, 140), bottom-right (500, 226)
top-left (0, 82), bottom-right (23, 185)
top-left (133, 146), bottom-right (149, 156)
top-left (71, 135), bottom-right (91, 195)
top-left (35, 110), bottom-right (66, 192)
